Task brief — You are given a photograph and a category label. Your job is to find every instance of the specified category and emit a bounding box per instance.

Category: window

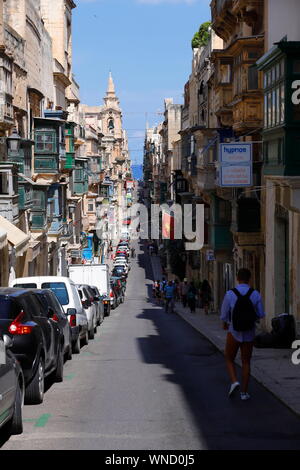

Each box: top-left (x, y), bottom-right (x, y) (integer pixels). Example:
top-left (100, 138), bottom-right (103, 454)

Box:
top-left (0, 173), bottom-right (8, 195)
top-left (264, 95), bottom-right (268, 127)
top-left (88, 203), bottom-right (94, 212)
top-left (248, 66), bottom-right (258, 90)
top-left (219, 63), bottom-right (231, 84)
top-left (14, 283), bottom-right (37, 289)
top-left (217, 200), bottom-right (231, 224)
top-left (35, 131), bottom-right (56, 153)
top-left (32, 190), bottom-right (45, 209)
top-left (280, 84), bottom-right (285, 122)
top-left (278, 138), bottom-right (284, 164)
top-left (293, 60), bottom-right (300, 74)
top-left (263, 64), bottom-right (285, 129)
top-left (41, 283), bottom-right (69, 306)
top-left (263, 141), bottom-right (269, 164)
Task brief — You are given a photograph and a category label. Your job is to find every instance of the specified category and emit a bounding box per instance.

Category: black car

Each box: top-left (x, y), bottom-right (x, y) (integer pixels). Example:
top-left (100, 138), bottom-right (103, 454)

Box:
top-left (35, 289), bottom-right (72, 361)
top-left (0, 334), bottom-right (24, 437)
top-left (0, 288), bottom-right (64, 405)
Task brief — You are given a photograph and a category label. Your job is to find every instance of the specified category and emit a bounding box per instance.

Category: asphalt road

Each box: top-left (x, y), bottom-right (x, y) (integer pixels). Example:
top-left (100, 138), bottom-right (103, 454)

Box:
top-left (2, 241), bottom-right (300, 450)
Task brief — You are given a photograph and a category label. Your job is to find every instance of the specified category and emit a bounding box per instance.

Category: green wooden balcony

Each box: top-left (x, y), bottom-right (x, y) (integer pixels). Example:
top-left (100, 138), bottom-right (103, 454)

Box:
top-left (65, 153), bottom-right (76, 169)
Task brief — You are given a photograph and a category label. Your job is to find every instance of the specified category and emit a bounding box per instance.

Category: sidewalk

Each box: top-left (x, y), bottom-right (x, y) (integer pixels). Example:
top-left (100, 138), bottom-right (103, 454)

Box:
top-left (149, 254), bottom-right (300, 416)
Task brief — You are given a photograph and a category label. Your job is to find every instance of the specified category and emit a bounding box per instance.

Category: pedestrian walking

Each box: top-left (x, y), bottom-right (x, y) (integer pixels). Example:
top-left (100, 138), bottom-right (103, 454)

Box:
top-left (180, 278), bottom-right (189, 307)
top-left (187, 281), bottom-right (197, 313)
top-left (163, 280), bottom-right (176, 313)
top-left (221, 268), bottom-right (265, 401)
top-left (131, 247), bottom-right (135, 258)
top-left (174, 279), bottom-right (180, 301)
top-left (200, 280), bottom-right (213, 315)
top-left (155, 280), bottom-right (161, 304)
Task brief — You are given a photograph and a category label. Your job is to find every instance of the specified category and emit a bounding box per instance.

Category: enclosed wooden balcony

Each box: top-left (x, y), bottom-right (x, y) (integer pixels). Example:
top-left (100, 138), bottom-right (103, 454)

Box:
top-left (233, 97), bottom-right (263, 133)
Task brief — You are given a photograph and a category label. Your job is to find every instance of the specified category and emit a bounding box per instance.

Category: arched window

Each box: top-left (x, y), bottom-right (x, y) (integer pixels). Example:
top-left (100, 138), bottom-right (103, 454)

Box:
top-left (108, 119), bottom-right (114, 133)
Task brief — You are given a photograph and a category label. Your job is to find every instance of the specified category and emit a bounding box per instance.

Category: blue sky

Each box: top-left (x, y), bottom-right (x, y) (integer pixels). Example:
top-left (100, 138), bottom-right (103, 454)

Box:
top-left (73, 0), bottom-right (211, 164)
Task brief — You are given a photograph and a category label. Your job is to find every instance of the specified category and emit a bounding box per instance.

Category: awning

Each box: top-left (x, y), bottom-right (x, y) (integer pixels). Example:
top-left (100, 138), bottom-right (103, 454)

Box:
top-left (0, 229), bottom-right (7, 250)
top-left (0, 216), bottom-right (30, 256)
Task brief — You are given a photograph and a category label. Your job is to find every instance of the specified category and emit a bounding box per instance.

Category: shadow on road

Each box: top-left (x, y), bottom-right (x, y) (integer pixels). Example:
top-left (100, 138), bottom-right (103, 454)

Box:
top-left (134, 244), bottom-right (300, 450)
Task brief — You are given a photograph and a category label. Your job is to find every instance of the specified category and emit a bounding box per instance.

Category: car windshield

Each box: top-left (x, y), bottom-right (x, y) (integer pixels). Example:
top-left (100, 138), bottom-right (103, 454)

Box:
top-left (41, 282), bottom-right (69, 306)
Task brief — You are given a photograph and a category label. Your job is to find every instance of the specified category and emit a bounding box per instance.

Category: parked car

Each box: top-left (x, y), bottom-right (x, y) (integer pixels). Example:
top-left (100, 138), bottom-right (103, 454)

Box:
top-left (11, 277), bottom-right (89, 355)
top-left (0, 288), bottom-right (64, 404)
top-left (113, 262), bottom-right (129, 275)
top-left (34, 289), bottom-right (72, 361)
top-left (0, 333), bottom-right (24, 437)
top-left (112, 266), bottom-right (128, 279)
top-left (77, 285), bottom-right (97, 340)
top-left (90, 286), bottom-right (105, 326)
top-left (109, 286), bottom-right (118, 310)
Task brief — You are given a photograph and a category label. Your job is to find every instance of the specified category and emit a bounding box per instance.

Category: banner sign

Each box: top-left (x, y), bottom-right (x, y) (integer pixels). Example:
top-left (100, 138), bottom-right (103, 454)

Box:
top-left (219, 142), bottom-right (253, 187)
top-left (220, 143), bottom-right (252, 164)
top-left (220, 165), bottom-right (252, 187)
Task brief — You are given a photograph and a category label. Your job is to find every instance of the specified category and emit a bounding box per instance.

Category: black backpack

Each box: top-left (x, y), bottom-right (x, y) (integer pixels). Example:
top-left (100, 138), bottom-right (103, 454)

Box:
top-left (230, 288), bottom-right (257, 332)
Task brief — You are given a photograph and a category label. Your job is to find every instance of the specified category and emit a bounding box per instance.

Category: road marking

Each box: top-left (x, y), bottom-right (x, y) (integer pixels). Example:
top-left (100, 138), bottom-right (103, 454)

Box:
top-left (23, 414), bottom-right (51, 427)
top-left (35, 414), bottom-right (51, 427)
top-left (64, 373), bottom-right (76, 381)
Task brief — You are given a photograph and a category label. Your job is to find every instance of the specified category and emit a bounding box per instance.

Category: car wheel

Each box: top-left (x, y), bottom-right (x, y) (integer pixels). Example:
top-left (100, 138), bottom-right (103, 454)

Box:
top-left (25, 358), bottom-right (44, 405)
top-left (66, 343), bottom-right (72, 361)
top-left (7, 381), bottom-right (23, 435)
top-left (88, 325), bottom-right (95, 340)
top-left (54, 344), bottom-right (64, 383)
top-left (82, 329), bottom-right (89, 346)
top-left (72, 335), bottom-right (80, 354)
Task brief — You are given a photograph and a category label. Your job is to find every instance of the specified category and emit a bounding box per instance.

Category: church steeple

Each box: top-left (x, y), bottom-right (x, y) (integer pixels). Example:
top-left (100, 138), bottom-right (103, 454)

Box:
top-left (103, 72), bottom-right (120, 110)
top-left (107, 72), bottom-right (116, 95)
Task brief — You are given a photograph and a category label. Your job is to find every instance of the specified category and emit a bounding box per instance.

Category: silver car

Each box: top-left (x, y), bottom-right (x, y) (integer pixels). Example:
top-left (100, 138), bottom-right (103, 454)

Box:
top-left (90, 286), bottom-right (105, 326)
top-left (77, 285), bottom-right (98, 340)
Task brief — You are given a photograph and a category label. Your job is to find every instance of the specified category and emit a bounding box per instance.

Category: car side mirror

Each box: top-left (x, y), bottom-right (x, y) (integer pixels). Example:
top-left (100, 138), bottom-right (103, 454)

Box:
top-left (3, 335), bottom-right (13, 349)
top-left (67, 308), bottom-right (77, 316)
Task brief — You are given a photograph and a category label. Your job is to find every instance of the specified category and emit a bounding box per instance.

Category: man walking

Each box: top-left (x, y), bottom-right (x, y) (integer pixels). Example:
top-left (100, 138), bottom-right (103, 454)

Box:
top-left (221, 268), bottom-right (265, 401)
top-left (164, 280), bottom-right (176, 313)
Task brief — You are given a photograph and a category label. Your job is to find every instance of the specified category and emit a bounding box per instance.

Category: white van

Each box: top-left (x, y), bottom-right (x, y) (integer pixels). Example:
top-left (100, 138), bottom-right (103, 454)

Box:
top-left (10, 276), bottom-right (88, 354)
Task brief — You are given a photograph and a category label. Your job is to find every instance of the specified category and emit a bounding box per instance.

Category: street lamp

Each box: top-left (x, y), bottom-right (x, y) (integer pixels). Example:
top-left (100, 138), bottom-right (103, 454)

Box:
top-left (7, 128), bottom-right (21, 153)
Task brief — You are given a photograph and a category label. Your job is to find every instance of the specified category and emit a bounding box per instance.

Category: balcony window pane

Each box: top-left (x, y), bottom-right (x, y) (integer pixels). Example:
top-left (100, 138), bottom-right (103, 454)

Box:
top-left (280, 84), bottom-right (285, 123)
top-left (248, 66), bottom-right (258, 90)
top-left (264, 94), bottom-right (268, 127)
top-left (35, 132), bottom-right (56, 153)
top-left (272, 89), bottom-right (276, 126)
top-left (276, 86), bottom-right (280, 125)
top-left (268, 92), bottom-right (272, 128)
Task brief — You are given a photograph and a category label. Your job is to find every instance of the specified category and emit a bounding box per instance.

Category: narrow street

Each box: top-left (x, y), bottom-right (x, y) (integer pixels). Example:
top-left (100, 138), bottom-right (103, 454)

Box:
top-left (1, 242), bottom-right (300, 451)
